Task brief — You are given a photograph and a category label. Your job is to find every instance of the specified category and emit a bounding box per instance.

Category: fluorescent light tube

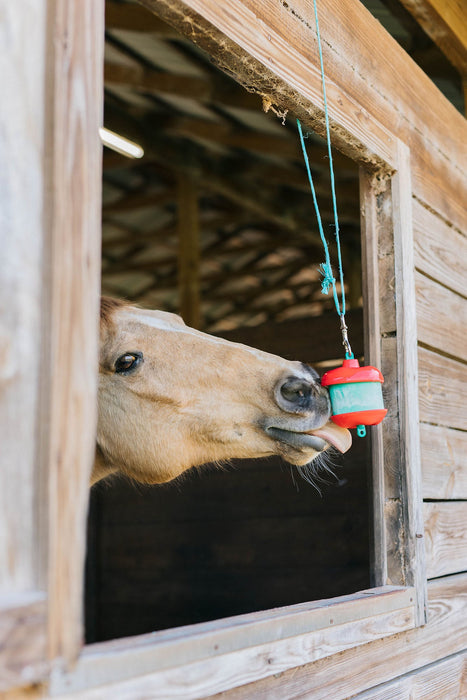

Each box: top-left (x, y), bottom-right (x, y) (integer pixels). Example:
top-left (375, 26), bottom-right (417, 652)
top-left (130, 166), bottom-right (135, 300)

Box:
top-left (99, 127), bottom-right (144, 159)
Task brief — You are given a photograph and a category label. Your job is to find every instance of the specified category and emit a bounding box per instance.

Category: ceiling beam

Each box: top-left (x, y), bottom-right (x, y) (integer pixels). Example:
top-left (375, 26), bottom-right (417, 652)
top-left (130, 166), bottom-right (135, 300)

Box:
top-left (397, 0), bottom-right (467, 77)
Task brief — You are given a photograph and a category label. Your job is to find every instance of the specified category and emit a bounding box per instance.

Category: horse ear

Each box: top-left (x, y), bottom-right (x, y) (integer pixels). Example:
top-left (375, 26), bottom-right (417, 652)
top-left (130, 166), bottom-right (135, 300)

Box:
top-left (100, 296), bottom-right (128, 329)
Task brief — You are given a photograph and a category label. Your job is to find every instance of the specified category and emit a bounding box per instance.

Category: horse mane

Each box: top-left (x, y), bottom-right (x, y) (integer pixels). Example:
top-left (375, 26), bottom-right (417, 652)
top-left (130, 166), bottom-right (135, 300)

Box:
top-left (100, 296), bottom-right (130, 331)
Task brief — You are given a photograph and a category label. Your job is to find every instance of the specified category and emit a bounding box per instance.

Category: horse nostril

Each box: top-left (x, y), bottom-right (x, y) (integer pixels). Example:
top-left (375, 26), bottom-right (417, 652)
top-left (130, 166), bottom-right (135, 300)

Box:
top-left (275, 373), bottom-right (329, 415)
top-left (279, 377), bottom-right (312, 404)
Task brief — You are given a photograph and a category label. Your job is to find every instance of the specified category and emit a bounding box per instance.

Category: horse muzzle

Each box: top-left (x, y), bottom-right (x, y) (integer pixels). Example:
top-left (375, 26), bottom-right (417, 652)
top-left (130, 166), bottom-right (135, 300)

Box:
top-left (263, 367), bottom-right (352, 457)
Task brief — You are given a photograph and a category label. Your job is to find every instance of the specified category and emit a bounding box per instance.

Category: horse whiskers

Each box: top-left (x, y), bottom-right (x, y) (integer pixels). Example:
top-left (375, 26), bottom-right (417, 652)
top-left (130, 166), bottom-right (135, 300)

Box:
top-left (296, 448), bottom-right (340, 493)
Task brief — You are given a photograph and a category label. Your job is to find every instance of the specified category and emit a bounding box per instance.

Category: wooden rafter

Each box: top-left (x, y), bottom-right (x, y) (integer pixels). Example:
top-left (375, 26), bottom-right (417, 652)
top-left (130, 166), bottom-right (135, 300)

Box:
top-left (398, 0), bottom-right (467, 77)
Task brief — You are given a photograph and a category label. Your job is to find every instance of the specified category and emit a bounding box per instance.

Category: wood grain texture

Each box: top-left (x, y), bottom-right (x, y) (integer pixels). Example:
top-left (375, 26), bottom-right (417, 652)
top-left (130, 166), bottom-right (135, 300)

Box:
top-left (0, 594), bottom-right (47, 692)
top-left (138, 0), bottom-right (467, 231)
top-left (421, 423), bottom-right (467, 499)
top-left (381, 337), bottom-right (401, 501)
top-left (1, 3), bottom-right (52, 692)
top-left (50, 575), bottom-right (467, 699)
top-left (415, 271), bottom-right (467, 362)
top-left (351, 649), bottom-right (467, 700)
top-left (418, 347), bottom-right (466, 431)
top-left (360, 167), bottom-right (388, 587)
top-left (413, 200), bottom-right (467, 294)
top-left (0, 0), bottom-right (45, 595)
top-left (42, 0), bottom-right (105, 665)
top-left (49, 588), bottom-right (415, 698)
top-left (392, 142), bottom-right (426, 623)
top-left (424, 502), bottom-right (467, 579)
top-left (202, 574), bottom-right (467, 700)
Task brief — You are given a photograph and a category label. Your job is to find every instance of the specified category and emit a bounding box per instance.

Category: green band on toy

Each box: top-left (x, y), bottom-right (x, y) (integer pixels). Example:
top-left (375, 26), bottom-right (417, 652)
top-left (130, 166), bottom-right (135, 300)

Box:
top-left (328, 382), bottom-right (384, 416)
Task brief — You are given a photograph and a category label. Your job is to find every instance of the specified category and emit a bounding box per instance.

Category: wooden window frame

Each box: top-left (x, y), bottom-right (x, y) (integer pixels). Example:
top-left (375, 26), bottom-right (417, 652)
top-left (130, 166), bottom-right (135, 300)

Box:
top-left (48, 145), bottom-right (427, 700)
top-left (0, 0), bottom-right (427, 695)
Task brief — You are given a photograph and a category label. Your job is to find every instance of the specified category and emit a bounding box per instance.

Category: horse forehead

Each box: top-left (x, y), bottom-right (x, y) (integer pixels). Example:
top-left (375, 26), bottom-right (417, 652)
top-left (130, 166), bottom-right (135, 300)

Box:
top-left (116, 309), bottom-right (211, 346)
top-left (119, 309), bottom-right (288, 365)
top-left (124, 309), bottom-right (186, 332)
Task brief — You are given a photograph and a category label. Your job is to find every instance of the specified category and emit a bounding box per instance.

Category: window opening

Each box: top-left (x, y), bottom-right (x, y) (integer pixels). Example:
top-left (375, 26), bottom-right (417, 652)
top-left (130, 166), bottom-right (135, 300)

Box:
top-left (86, 3), bottom-right (370, 643)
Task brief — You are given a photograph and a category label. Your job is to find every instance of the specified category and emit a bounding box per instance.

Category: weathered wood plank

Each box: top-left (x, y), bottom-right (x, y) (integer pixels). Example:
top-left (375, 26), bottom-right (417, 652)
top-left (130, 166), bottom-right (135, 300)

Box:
top-left (360, 167), bottom-right (388, 587)
top-left (202, 574), bottom-right (467, 700)
top-left (0, 594), bottom-right (47, 692)
top-left (138, 0), bottom-right (467, 231)
top-left (418, 347), bottom-right (466, 431)
top-left (413, 200), bottom-right (467, 294)
top-left (139, 0), bottom-right (399, 168)
top-left (392, 142), bottom-right (426, 622)
top-left (42, 0), bottom-right (105, 665)
top-left (424, 502), bottom-right (467, 579)
top-left (380, 336), bottom-right (400, 501)
top-left (398, 0), bottom-right (467, 76)
top-left (49, 588), bottom-right (415, 697)
top-left (351, 649), bottom-right (467, 700)
top-left (421, 423), bottom-right (467, 500)
top-left (0, 0), bottom-right (45, 595)
top-left (415, 271), bottom-right (467, 362)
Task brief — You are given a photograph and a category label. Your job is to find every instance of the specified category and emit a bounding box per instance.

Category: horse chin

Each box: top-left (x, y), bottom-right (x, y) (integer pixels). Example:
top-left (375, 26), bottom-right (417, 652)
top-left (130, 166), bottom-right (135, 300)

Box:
top-left (276, 443), bottom-right (328, 468)
top-left (263, 420), bottom-right (351, 468)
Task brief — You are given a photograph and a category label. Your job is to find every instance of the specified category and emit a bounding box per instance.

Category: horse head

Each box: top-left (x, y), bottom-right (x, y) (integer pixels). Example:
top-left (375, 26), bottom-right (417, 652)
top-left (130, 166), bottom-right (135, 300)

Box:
top-left (94, 297), bottom-right (351, 485)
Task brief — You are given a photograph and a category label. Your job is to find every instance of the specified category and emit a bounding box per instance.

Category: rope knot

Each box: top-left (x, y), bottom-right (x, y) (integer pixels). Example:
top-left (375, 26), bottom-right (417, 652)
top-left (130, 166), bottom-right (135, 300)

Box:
top-left (319, 262), bottom-right (335, 294)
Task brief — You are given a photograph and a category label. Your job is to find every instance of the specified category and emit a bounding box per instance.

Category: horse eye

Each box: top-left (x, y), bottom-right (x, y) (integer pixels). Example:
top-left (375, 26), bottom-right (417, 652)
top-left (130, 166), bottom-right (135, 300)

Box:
top-left (115, 352), bottom-right (143, 375)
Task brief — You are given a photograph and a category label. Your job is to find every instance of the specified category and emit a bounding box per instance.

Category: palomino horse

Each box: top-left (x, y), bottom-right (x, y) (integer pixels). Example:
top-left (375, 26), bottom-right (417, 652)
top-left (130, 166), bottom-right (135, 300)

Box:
top-left (93, 297), bottom-right (352, 485)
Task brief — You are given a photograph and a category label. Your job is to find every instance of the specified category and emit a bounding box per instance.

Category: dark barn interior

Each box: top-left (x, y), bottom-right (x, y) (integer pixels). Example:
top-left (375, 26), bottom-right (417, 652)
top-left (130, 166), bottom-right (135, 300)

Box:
top-left (85, 0), bottom-right (461, 643)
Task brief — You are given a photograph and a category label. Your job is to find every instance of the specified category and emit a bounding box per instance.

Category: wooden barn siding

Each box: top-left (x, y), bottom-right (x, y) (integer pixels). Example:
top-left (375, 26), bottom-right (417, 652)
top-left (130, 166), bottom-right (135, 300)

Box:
top-left (202, 574), bottom-right (467, 700)
top-left (48, 573), bottom-right (466, 699)
top-left (413, 199), bottom-right (467, 582)
top-left (350, 650), bottom-right (467, 700)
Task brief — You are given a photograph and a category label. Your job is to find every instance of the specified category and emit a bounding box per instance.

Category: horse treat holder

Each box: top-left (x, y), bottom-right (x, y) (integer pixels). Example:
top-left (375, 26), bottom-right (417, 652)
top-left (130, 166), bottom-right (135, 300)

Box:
top-left (297, 3), bottom-right (388, 442)
top-left (321, 358), bottom-right (387, 437)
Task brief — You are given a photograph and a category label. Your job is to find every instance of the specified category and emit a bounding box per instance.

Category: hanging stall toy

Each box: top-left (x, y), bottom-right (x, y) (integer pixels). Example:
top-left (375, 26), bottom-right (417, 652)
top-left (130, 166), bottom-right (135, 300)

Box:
top-left (297, 0), bottom-right (387, 439)
top-left (320, 317), bottom-right (387, 437)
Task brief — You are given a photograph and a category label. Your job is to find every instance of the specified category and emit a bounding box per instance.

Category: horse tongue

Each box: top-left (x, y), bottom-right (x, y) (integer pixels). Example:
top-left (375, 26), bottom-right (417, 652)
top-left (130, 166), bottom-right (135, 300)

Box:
top-left (309, 423), bottom-right (352, 453)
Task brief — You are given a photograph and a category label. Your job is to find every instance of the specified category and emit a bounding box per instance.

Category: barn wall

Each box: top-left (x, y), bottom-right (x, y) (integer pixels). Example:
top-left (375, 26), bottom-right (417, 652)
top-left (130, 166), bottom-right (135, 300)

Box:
top-left (204, 574), bottom-right (467, 699)
top-left (413, 201), bottom-right (467, 580)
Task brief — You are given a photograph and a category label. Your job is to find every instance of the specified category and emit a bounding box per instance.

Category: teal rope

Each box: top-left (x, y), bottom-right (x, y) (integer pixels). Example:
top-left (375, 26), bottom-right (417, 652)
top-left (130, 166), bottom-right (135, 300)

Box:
top-left (297, 121), bottom-right (340, 312)
top-left (297, 0), bottom-right (346, 320)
